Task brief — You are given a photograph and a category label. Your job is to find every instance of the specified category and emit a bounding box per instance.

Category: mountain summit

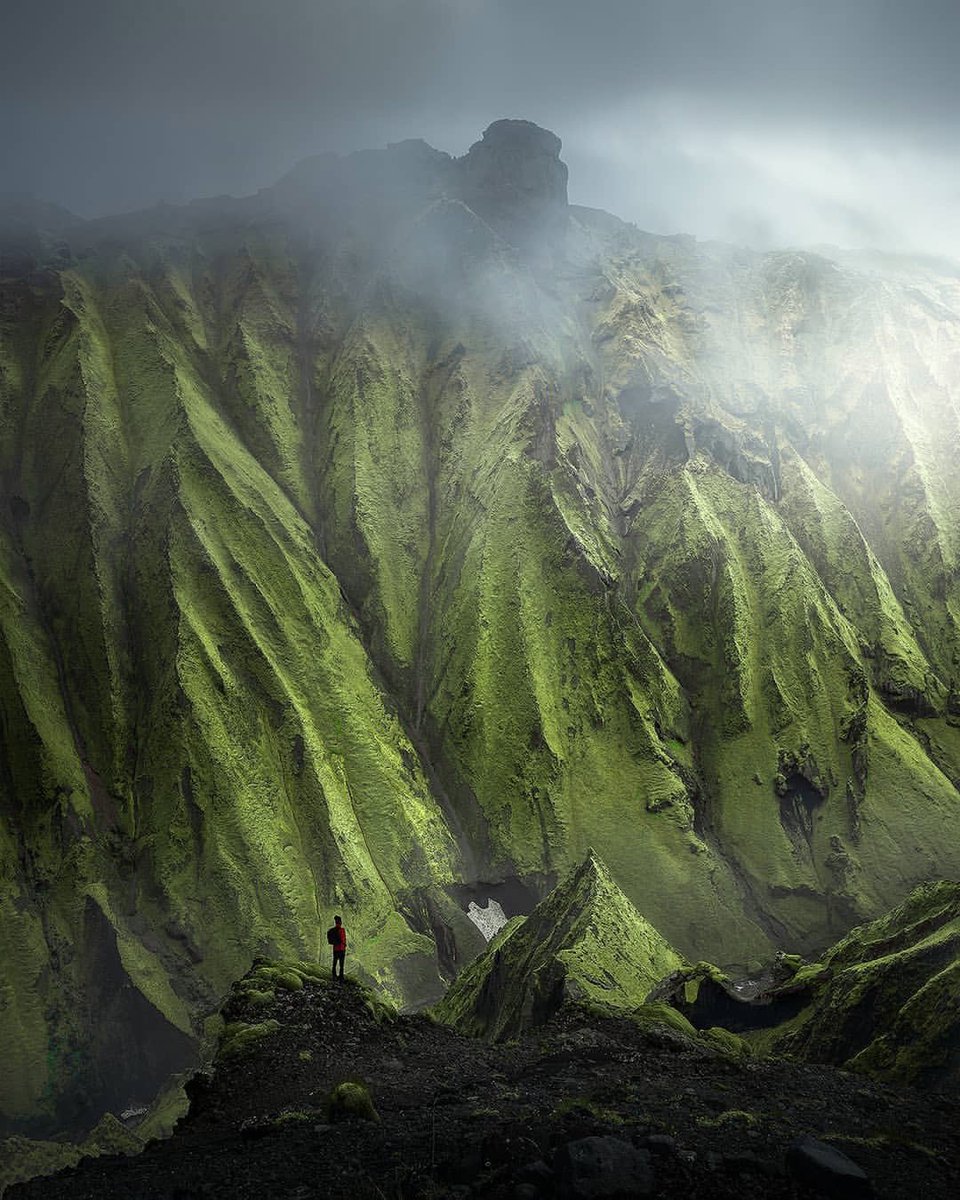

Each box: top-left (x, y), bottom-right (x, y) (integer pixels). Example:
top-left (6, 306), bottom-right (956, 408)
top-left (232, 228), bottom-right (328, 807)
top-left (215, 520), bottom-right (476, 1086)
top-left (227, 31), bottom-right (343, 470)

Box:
top-left (457, 118), bottom-right (569, 245)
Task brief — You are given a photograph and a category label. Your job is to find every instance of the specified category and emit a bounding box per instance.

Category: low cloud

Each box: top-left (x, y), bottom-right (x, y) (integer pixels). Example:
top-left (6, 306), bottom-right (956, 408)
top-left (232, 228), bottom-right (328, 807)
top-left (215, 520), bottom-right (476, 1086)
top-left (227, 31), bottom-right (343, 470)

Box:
top-left (3, 1), bottom-right (958, 258)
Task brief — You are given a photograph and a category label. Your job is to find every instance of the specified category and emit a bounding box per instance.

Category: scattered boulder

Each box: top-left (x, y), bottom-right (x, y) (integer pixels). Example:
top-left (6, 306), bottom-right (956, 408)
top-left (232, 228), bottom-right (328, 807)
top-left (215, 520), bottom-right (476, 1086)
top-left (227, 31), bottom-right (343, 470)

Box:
top-left (785, 1134), bottom-right (872, 1197)
top-left (553, 1136), bottom-right (654, 1198)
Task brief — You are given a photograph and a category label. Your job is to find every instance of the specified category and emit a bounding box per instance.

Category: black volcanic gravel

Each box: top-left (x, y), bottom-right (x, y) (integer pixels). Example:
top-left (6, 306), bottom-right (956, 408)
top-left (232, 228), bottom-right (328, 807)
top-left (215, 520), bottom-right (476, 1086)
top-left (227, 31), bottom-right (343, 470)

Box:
top-left (10, 975), bottom-right (959, 1199)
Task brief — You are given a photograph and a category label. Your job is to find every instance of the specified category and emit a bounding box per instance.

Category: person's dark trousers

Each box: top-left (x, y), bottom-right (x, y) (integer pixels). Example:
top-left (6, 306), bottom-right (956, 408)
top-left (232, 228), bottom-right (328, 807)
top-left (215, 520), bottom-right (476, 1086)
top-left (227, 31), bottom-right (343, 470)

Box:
top-left (332, 949), bottom-right (345, 980)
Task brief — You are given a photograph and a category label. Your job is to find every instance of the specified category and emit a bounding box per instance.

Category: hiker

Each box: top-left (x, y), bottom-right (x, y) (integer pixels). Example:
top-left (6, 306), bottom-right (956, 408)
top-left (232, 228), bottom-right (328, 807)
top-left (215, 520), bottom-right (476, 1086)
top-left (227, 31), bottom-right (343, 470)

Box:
top-left (328, 915), bottom-right (347, 981)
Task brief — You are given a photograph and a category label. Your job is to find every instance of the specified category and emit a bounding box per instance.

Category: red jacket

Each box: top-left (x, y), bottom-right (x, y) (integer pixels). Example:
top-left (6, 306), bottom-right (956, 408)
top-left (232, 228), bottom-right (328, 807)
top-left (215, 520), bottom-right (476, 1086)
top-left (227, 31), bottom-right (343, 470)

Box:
top-left (333, 925), bottom-right (346, 952)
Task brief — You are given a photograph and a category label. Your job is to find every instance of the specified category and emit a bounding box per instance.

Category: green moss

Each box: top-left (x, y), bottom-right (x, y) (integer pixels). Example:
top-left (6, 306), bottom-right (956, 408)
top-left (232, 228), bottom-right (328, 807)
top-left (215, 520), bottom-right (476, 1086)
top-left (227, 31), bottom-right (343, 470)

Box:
top-left (363, 994), bottom-right (398, 1025)
top-left (243, 988), bottom-right (277, 1008)
top-left (624, 1002), bottom-right (698, 1040)
top-left (787, 962), bottom-right (828, 988)
top-left (2, 171), bottom-right (960, 1130)
top-left (272, 1109), bottom-right (314, 1126)
top-left (275, 970), bottom-right (304, 992)
top-left (134, 1074), bottom-right (190, 1143)
top-left (219, 1019), bottom-right (282, 1060)
top-left (763, 881), bottom-right (960, 1087)
top-left (0, 861), bottom-right (51, 1119)
top-left (700, 1027), bottom-right (752, 1060)
top-left (292, 961), bottom-right (328, 982)
top-left (696, 1109), bottom-right (759, 1129)
top-left (823, 1131), bottom-right (940, 1159)
top-left (553, 1097), bottom-right (624, 1125)
top-left (666, 961), bottom-right (732, 1009)
top-left (0, 1113), bottom-right (143, 1194)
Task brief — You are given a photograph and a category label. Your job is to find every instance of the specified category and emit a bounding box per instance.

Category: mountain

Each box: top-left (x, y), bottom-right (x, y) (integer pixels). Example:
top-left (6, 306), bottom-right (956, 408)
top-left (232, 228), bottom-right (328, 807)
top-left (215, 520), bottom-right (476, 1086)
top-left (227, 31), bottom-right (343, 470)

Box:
top-left (2, 118), bottom-right (960, 1132)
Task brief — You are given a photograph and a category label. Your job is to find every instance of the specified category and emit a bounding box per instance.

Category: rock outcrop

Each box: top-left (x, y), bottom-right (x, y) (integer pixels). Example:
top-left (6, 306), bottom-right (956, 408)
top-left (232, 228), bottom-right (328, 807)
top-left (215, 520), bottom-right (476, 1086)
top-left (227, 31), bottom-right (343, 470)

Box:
top-left (455, 118), bottom-right (569, 248)
top-left (435, 853), bottom-right (684, 1038)
top-left (767, 880), bottom-right (960, 1089)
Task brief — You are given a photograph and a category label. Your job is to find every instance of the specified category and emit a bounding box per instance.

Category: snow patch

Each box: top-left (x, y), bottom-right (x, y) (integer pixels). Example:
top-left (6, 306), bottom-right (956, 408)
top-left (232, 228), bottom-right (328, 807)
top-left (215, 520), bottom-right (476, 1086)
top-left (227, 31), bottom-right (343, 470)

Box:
top-left (466, 898), bottom-right (508, 941)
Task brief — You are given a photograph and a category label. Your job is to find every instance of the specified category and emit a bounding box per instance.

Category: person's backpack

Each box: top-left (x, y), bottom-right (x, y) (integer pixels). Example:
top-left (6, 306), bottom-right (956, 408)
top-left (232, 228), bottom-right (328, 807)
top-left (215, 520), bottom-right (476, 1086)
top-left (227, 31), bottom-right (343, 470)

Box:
top-left (326, 926), bottom-right (337, 946)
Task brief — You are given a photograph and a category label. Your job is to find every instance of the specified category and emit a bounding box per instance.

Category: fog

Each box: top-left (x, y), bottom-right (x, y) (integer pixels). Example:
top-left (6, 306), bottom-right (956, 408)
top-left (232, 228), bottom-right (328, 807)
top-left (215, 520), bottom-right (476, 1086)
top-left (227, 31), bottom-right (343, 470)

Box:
top-left (3, 1), bottom-right (959, 256)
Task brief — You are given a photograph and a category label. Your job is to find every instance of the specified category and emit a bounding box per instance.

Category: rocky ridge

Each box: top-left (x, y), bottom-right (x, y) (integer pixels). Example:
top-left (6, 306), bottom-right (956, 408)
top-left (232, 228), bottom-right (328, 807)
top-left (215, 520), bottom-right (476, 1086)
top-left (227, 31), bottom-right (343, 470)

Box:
top-left (435, 852), bottom-right (684, 1038)
top-left (656, 879), bottom-right (960, 1090)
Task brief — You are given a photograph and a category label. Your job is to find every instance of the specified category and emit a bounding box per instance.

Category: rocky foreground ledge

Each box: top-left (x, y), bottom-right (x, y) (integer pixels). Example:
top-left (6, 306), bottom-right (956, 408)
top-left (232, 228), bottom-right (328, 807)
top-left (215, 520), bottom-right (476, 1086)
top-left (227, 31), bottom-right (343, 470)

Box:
top-left (8, 959), bottom-right (959, 1199)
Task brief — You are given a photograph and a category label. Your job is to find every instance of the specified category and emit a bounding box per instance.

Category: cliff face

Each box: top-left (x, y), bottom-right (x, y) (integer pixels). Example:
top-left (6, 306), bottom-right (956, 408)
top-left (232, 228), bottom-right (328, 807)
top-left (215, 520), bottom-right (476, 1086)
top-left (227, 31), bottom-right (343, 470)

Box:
top-left (1, 119), bottom-right (959, 1130)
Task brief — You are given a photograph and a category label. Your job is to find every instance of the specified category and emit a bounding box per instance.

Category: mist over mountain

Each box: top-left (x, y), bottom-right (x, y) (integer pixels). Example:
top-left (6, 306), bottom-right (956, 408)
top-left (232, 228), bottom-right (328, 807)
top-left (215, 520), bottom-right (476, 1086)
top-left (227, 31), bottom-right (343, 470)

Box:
top-left (1, 116), bottom-right (959, 1154)
top-left (5, 1), bottom-right (960, 259)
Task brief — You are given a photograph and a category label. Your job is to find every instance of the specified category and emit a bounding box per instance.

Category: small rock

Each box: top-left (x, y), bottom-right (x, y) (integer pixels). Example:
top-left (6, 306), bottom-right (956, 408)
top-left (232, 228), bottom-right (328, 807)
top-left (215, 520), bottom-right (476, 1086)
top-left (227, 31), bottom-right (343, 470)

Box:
top-left (723, 1150), bottom-right (778, 1176)
top-left (786, 1134), bottom-right (872, 1198)
top-left (554, 1136), bottom-right (654, 1198)
top-left (481, 1129), bottom-right (515, 1168)
top-left (518, 1158), bottom-right (553, 1184)
top-left (644, 1133), bottom-right (676, 1155)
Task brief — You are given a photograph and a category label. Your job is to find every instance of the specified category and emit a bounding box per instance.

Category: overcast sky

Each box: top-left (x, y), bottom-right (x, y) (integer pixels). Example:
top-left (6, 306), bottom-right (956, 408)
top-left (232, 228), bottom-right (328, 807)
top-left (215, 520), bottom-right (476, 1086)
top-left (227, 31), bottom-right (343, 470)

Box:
top-left (3, 1), bottom-right (959, 255)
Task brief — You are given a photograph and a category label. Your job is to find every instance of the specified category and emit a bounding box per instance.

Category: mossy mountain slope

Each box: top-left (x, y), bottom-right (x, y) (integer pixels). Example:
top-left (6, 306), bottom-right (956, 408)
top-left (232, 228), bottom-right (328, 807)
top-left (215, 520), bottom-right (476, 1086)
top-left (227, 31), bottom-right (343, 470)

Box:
top-left (435, 852), bottom-right (684, 1038)
top-left (1, 121), bottom-right (960, 1129)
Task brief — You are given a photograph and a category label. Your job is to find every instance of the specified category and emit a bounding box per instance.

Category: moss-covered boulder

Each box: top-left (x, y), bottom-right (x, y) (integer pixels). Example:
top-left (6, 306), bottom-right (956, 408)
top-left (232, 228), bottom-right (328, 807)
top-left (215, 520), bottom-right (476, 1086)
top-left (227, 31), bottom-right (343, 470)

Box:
top-left (434, 852), bottom-right (684, 1038)
top-left (324, 1081), bottom-right (379, 1124)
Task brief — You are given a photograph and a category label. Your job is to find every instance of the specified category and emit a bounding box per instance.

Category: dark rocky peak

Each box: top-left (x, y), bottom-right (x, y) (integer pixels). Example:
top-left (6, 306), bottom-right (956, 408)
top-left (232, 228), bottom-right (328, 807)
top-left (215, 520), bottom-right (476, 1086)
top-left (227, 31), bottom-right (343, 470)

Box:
top-left (263, 120), bottom-right (569, 257)
top-left (455, 118), bottom-right (569, 249)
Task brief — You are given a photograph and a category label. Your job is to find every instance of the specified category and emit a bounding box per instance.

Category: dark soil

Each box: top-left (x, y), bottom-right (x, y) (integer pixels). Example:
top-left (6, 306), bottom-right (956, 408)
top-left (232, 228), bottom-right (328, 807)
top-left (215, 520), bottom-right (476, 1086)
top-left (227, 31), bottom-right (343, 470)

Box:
top-left (10, 974), bottom-right (959, 1199)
